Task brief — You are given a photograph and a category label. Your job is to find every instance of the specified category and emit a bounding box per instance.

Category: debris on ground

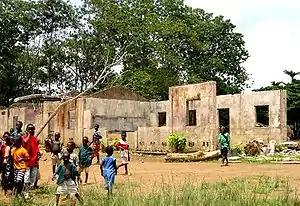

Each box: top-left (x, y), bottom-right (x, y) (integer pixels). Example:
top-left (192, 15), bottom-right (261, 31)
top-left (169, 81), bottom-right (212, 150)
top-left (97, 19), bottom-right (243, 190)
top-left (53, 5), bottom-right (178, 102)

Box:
top-left (228, 139), bottom-right (300, 163)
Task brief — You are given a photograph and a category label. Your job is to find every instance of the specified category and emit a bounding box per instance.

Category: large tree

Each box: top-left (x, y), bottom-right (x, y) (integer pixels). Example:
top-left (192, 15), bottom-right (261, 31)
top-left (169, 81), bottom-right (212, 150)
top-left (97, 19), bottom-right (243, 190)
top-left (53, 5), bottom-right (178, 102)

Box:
top-left (86, 0), bottom-right (250, 100)
top-left (0, 0), bottom-right (40, 106)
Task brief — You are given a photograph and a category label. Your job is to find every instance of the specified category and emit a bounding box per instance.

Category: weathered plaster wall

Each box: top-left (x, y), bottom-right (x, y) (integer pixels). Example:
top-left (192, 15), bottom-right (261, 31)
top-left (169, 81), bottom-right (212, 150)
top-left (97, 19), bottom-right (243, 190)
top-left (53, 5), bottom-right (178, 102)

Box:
top-left (148, 101), bottom-right (169, 127)
top-left (169, 82), bottom-right (218, 151)
top-left (217, 90), bottom-right (287, 144)
top-left (85, 98), bottom-right (149, 131)
top-left (137, 127), bottom-right (170, 151)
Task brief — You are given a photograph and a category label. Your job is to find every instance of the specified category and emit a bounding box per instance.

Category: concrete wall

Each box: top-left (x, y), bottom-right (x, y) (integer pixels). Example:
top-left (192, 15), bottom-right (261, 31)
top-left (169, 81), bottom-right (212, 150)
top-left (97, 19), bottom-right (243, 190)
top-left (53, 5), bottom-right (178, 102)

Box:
top-left (169, 82), bottom-right (218, 151)
top-left (217, 90), bottom-right (287, 144)
top-left (85, 98), bottom-right (149, 131)
top-left (148, 101), bottom-right (169, 127)
top-left (137, 127), bottom-right (170, 152)
top-left (0, 82), bottom-right (288, 153)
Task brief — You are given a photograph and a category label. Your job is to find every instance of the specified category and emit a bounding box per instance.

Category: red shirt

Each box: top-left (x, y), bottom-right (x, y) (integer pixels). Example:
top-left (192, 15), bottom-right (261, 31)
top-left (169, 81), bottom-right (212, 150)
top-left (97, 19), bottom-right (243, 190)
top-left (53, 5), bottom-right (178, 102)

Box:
top-left (22, 135), bottom-right (40, 167)
top-left (116, 139), bottom-right (129, 150)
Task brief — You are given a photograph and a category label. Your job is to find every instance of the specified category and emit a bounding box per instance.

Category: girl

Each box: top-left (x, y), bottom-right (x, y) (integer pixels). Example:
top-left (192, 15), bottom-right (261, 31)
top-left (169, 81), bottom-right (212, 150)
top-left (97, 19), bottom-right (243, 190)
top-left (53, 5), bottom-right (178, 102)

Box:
top-left (116, 131), bottom-right (130, 175)
top-left (100, 146), bottom-right (117, 195)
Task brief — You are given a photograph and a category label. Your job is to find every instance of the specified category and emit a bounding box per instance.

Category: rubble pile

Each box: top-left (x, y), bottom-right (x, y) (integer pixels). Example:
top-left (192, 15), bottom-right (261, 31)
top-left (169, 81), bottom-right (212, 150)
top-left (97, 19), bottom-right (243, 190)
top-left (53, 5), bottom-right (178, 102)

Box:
top-left (230, 139), bottom-right (300, 163)
top-left (244, 140), bottom-right (264, 156)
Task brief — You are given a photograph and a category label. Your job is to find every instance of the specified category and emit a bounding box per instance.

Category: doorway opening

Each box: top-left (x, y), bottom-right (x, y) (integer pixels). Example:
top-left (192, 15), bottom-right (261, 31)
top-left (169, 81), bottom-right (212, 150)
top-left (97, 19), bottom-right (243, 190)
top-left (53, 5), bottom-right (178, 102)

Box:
top-left (218, 108), bottom-right (230, 133)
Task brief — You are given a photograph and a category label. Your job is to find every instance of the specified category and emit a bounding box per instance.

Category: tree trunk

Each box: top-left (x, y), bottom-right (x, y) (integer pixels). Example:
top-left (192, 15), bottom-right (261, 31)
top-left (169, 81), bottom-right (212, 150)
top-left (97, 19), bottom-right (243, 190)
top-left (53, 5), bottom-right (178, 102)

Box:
top-left (165, 150), bottom-right (221, 162)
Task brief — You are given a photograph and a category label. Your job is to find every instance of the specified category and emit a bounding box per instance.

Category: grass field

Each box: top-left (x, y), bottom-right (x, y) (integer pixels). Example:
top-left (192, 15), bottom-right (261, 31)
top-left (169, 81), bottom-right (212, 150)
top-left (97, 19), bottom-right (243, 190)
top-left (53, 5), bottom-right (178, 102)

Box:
top-left (1, 154), bottom-right (300, 205)
top-left (1, 176), bottom-right (299, 206)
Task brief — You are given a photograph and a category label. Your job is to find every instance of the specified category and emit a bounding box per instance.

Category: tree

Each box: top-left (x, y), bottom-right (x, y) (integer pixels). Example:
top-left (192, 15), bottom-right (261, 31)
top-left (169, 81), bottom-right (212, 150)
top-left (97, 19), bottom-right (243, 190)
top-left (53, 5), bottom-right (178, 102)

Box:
top-left (283, 69), bottom-right (300, 82)
top-left (255, 70), bottom-right (300, 109)
top-left (0, 0), bottom-right (40, 106)
top-left (86, 0), bottom-right (249, 100)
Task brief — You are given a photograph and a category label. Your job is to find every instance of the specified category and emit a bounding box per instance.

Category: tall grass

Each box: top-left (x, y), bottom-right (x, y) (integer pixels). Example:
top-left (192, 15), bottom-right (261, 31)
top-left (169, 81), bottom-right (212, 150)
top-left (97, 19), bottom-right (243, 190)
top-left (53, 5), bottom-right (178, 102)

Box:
top-left (1, 176), bottom-right (299, 206)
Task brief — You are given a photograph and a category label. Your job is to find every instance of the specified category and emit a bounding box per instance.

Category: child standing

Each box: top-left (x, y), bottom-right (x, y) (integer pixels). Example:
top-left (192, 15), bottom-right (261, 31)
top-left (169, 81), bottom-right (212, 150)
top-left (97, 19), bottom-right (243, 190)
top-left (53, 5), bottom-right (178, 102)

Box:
top-left (52, 151), bottom-right (82, 206)
top-left (12, 135), bottom-right (29, 196)
top-left (218, 126), bottom-right (230, 166)
top-left (78, 137), bottom-right (94, 184)
top-left (116, 131), bottom-right (130, 175)
top-left (51, 132), bottom-right (63, 174)
top-left (90, 124), bottom-right (102, 164)
top-left (67, 142), bottom-right (78, 167)
top-left (100, 146), bottom-right (117, 195)
top-left (1, 134), bottom-right (15, 194)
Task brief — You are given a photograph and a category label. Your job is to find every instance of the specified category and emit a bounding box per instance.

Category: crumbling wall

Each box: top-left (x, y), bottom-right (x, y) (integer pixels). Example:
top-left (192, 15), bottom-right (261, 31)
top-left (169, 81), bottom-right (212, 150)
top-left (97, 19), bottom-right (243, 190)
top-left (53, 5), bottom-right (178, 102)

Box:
top-left (85, 98), bottom-right (149, 132)
top-left (217, 90), bottom-right (287, 145)
top-left (137, 127), bottom-right (170, 151)
top-left (169, 82), bottom-right (218, 151)
top-left (148, 101), bottom-right (169, 127)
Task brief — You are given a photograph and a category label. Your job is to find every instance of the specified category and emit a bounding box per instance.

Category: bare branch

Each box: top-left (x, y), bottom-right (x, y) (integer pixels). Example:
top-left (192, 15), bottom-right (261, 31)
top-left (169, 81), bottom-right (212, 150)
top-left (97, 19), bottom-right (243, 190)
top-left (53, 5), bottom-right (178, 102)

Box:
top-left (35, 48), bottom-right (128, 138)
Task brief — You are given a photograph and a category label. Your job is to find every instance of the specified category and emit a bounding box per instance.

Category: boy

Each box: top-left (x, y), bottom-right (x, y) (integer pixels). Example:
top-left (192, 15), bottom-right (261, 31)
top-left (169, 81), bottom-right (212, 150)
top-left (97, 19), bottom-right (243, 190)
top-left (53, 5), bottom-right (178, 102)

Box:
top-left (12, 121), bottom-right (25, 140)
top-left (78, 136), bottom-right (94, 184)
top-left (12, 135), bottom-right (29, 196)
top-left (67, 141), bottom-right (78, 167)
top-left (52, 151), bottom-right (82, 206)
top-left (100, 146), bottom-right (117, 195)
top-left (51, 132), bottom-right (63, 174)
top-left (22, 124), bottom-right (40, 198)
top-left (218, 126), bottom-right (230, 166)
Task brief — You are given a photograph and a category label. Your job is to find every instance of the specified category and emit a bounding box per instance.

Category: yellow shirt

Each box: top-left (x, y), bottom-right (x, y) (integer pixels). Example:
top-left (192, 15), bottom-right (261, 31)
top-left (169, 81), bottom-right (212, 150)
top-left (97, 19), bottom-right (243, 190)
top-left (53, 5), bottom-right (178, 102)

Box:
top-left (12, 147), bottom-right (29, 172)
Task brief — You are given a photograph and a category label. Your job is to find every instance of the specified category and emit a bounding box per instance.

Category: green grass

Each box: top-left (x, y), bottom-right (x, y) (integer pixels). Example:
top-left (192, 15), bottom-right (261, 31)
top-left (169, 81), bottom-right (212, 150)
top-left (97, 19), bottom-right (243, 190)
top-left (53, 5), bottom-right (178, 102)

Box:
top-left (1, 176), bottom-right (299, 206)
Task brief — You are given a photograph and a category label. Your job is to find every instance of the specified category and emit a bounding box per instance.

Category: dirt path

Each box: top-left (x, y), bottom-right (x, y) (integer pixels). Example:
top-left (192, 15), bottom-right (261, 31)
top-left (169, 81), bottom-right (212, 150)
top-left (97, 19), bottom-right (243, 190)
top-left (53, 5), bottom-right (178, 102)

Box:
top-left (39, 154), bottom-right (300, 191)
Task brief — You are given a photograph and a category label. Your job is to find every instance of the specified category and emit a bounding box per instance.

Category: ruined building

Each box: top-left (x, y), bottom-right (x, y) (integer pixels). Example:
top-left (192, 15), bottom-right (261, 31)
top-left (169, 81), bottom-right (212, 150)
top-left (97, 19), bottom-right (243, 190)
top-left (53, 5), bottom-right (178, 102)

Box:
top-left (0, 82), bottom-right (287, 152)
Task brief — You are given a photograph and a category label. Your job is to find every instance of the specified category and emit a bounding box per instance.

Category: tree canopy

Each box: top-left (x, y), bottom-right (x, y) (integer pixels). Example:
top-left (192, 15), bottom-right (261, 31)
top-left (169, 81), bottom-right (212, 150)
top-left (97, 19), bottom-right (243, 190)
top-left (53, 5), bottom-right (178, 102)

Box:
top-left (0, 0), bottom-right (250, 106)
top-left (255, 70), bottom-right (300, 110)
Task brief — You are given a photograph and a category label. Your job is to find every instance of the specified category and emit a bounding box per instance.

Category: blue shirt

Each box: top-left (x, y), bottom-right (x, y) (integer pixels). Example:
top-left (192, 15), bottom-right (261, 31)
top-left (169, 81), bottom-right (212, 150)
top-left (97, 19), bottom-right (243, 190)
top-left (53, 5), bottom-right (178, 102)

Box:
top-left (102, 156), bottom-right (116, 173)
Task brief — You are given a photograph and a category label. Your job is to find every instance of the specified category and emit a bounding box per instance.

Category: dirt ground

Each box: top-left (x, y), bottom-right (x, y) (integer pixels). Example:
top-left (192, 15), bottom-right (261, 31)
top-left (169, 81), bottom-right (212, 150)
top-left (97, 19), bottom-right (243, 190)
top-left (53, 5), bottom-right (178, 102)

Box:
top-left (39, 153), bottom-right (300, 192)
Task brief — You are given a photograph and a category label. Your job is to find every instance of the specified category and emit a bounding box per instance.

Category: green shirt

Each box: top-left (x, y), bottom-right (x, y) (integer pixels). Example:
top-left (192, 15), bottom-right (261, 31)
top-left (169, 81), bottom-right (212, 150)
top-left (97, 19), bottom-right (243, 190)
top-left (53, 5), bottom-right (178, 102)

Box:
top-left (218, 133), bottom-right (230, 149)
top-left (55, 163), bottom-right (79, 185)
top-left (78, 145), bottom-right (93, 167)
top-left (12, 130), bottom-right (25, 140)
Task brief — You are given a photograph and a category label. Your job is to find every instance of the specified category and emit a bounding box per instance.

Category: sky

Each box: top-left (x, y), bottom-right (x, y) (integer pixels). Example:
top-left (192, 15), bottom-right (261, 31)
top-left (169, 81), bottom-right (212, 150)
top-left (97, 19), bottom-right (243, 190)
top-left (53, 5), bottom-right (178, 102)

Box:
top-left (71, 0), bottom-right (300, 90)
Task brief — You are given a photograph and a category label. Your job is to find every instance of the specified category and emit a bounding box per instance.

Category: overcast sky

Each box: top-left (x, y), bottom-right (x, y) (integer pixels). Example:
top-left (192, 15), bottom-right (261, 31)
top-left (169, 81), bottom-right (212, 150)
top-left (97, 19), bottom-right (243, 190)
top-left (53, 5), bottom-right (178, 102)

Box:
top-left (71, 0), bottom-right (300, 90)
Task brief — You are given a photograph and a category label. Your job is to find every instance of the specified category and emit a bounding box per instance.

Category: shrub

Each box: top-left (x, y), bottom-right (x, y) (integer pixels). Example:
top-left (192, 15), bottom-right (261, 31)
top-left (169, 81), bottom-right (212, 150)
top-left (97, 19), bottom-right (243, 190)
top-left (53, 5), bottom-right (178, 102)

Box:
top-left (167, 133), bottom-right (187, 153)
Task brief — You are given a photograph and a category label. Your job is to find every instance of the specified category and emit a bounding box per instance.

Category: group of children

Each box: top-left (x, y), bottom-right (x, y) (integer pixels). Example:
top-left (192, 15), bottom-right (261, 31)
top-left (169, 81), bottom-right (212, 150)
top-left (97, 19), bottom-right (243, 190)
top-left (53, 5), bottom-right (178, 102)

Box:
top-left (0, 122), bottom-right (40, 198)
top-left (44, 125), bottom-right (130, 205)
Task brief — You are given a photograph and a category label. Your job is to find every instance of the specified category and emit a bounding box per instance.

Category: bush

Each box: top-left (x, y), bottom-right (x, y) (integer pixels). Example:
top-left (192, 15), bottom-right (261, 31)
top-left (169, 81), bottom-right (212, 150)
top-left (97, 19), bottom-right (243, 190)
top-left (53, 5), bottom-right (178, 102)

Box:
top-left (167, 133), bottom-right (187, 153)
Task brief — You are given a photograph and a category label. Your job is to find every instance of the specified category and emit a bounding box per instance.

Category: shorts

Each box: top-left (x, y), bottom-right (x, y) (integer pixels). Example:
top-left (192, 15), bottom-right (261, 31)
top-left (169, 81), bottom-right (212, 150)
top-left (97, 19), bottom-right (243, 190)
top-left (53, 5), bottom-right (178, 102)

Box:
top-left (78, 165), bottom-right (89, 174)
top-left (56, 179), bottom-right (78, 195)
top-left (24, 167), bottom-right (38, 185)
top-left (52, 154), bottom-right (61, 166)
top-left (14, 169), bottom-right (25, 184)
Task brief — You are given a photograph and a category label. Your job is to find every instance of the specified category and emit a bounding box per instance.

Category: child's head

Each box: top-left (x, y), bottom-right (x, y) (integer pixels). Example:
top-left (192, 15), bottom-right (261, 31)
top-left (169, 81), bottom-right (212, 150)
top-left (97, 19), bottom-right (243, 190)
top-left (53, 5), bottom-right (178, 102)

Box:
top-left (54, 132), bottom-right (60, 141)
top-left (94, 124), bottom-right (99, 131)
top-left (105, 146), bottom-right (114, 156)
top-left (121, 131), bottom-right (127, 140)
top-left (62, 151), bottom-right (70, 163)
top-left (67, 141), bottom-right (74, 153)
top-left (5, 135), bottom-right (14, 147)
top-left (26, 124), bottom-right (35, 136)
top-left (16, 121), bottom-right (23, 131)
top-left (82, 136), bottom-right (89, 145)
top-left (14, 135), bottom-right (22, 148)
top-left (9, 128), bottom-right (14, 134)
top-left (220, 126), bottom-right (225, 133)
